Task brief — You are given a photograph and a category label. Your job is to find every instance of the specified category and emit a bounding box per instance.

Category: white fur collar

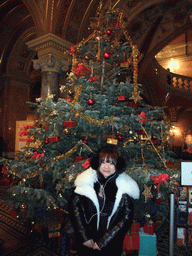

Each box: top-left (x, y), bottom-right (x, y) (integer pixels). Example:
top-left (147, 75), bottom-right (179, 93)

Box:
top-left (74, 167), bottom-right (140, 230)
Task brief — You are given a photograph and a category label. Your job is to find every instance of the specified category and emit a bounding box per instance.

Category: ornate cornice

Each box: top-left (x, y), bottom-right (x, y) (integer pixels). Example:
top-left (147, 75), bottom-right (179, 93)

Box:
top-left (26, 33), bottom-right (71, 60)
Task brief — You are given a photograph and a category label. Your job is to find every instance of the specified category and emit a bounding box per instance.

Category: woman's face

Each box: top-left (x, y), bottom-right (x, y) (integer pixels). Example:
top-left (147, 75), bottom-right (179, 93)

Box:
top-left (99, 157), bottom-right (116, 178)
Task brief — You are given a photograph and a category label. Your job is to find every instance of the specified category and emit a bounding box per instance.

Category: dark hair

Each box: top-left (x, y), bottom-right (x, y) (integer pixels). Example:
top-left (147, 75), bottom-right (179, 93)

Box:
top-left (90, 145), bottom-right (126, 174)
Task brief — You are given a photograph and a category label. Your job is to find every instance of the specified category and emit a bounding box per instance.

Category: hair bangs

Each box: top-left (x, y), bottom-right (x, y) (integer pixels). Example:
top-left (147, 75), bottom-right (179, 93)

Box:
top-left (99, 150), bottom-right (118, 166)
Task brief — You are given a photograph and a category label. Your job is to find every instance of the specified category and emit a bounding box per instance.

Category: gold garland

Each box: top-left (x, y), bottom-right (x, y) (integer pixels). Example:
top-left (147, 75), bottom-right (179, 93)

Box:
top-left (141, 148), bottom-right (149, 173)
top-left (71, 84), bottom-right (114, 125)
top-left (141, 124), bottom-right (168, 169)
top-left (5, 141), bottom-right (95, 183)
top-left (119, 11), bottom-right (143, 102)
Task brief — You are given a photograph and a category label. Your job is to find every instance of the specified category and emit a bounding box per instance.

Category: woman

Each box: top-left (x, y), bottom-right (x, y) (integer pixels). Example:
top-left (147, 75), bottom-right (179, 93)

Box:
top-left (69, 146), bottom-right (140, 256)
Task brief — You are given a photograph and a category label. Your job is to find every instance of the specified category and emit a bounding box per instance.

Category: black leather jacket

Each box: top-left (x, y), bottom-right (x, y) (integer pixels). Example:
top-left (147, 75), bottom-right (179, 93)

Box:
top-left (69, 168), bottom-right (140, 254)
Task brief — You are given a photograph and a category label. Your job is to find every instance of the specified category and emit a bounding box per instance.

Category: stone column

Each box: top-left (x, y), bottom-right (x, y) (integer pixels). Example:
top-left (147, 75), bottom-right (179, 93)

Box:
top-left (32, 54), bottom-right (68, 100)
top-left (26, 33), bottom-right (70, 101)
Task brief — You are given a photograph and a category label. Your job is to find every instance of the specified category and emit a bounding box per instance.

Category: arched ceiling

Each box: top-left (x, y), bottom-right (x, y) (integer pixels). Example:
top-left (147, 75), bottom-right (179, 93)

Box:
top-left (0, 0), bottom-right (192, 72)
top-left (1, 0), bottom-right (192, 107)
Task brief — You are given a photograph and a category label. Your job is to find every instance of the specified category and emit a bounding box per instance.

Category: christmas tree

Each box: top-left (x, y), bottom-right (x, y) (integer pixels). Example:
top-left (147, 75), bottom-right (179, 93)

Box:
top-left (1, 3), bottom-right (180, 229)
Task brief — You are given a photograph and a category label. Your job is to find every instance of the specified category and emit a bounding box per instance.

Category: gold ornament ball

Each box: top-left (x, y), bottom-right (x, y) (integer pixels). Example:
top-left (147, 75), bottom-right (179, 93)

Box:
top-left (68, 89), bottom-right (74, 97)
top-left (19, 202), bottom-right (28, 212)
top-left (63, 128), bottom-right (71, 135)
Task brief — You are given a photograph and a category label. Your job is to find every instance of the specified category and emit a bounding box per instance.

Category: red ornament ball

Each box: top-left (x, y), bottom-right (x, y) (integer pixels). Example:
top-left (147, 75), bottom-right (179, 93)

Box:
top-left (87, 98), bottom-right (95, 105)
top-left (83, 139), bottom-right (88, 144)
top-left (117, 133), bottom-right (125, 141)
top-left (106, 29), bottom-right (112, 35)
top-left (103, 52), bottom-right (111, 59)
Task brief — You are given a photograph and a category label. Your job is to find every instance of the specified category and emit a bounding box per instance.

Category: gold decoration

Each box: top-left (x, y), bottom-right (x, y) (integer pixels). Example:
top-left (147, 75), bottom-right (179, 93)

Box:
top-left (19, 202), bottom-right (28, 212)
top-left (68, 174), bottom-right (75, 182)
top-left (60, 85), bottom-right (66, 93)
top-left (63, 128), bottom-right (71, 135)
top-left (96, 38), bottom-right (101, 60)
top-left (107, 138), bottom-right (118, 145)
top-left (75, 113), bottom-right (79, 119)
top-left (141, 125), bottom-right (168, 170)
top-left (67, 88), bottom-right (74, 97)
top-left (142, 184), bottom-right (153, 203)
top-left (39, 174), bottom-right (43, 188)
top-left (129, 91), bottom-right (142, 103)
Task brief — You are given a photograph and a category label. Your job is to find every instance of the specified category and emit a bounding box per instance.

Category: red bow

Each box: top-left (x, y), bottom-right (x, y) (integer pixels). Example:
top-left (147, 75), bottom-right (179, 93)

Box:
top-left (69, 45), bottom-right (76, 54)
top-left (82, 158), bottom-right (90, 169)
top-left (19, 125), bottom-right (33, 136)
top-left (89, 76), bottom-right (96, 82)
top-left (130, 102), bottom-right (137, 109)
top-left (137, 111), bottom-right (149, 123)
top-left (150, 174), bottom-right (169, 193)
top-left (1, 166), bottom-right (7, 174)
top-left (26, 138), bottom-right (32, 144)
top-left (75, 63), bottom-right (92, 75)
top-left (187, 147), bottom-right (192, 153)
top-left (31, 152), bottom-right (45, 160)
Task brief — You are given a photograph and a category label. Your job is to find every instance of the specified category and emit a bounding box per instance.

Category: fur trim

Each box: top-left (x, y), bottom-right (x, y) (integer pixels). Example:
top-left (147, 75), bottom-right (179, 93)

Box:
top-left (74, 168), bottom-right (100, 229)
top-left (74, 167), bottom-right (98, 187)
top-left (116, 173), bottom-right (140, 199)
top-left (74, 168), bottom-right (140, 230)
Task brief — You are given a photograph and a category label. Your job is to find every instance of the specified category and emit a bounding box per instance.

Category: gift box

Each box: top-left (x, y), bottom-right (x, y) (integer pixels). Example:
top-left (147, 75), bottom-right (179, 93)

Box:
top-left (63, 121), bottom-right (77, 127)
top-left (123, 232), bottom-right (139, 251)
top-left (130, 221), bottom-right (140, 232)
top-left (188, 208), bottom-right (192, 225)
top-left (73, 156), bottom-right (85, 162)
top-left (118, 95), bottom-right (125, 101)
top-left (177, 205), bottom-right (187, 225)
top-left (120, 61), bottom-right (129, 68)
top-left (48, 136), bottom-right (61, 143)
top-left (177, 227), bottom-right (186, 245)
top-left (188, 228), bottom-right (192, 246)
top-left (144, 221), bottom-right (155, 235)
top-left (107, 138), bottom-right (118, 145)
top-left (139, 228), bottom-right (156, 256)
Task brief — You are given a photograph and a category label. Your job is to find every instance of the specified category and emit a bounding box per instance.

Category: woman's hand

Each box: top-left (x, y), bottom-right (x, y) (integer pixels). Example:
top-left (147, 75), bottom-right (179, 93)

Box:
top-left (83, 239), bottom-right (94, 248)
top-left (93, 242), bottom-right (101, 250)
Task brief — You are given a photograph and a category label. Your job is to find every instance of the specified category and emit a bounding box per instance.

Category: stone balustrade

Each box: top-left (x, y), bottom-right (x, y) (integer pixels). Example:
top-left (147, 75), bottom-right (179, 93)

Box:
top-left (150, 58), bottom-right (192, 100)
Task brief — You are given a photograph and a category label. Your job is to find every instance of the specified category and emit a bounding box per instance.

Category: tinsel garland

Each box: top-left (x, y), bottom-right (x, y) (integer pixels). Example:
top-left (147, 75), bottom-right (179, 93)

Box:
top-left (4, 140), bottom-right (95, 181)
top-left (71, 85), bottom-right (114, 125)
top-left (141, 124), bottom-right (168, 170)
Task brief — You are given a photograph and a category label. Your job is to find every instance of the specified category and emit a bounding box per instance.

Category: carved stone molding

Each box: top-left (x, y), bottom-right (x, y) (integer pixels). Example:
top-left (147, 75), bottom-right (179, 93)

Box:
top-left (32, 54), bottom-right (68, 73)
top-left (26, 33), bottom-right (71, 61)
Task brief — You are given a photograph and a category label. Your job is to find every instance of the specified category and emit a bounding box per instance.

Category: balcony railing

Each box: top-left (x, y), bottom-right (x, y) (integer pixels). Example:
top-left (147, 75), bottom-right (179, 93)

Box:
top-left (150, 58), bottom-right (192, 100)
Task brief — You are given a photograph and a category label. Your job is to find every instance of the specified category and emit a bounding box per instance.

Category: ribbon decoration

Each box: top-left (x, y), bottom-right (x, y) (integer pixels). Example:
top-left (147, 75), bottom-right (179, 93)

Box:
top-left (69, 45), bottom-right (76, 54)
top-left (82, 158), bottom-right (90, 168)
top-left (89, 76), bottom-right (96, 82)
top-left (19, 125), bottom-right (33, 136)
top-left (31, 152), bottom-right (45, 160)
top-left (187, 147), bottom-right (192, 153)
top-left (26, 138), bottom-right (32, 144)
top-left (150, 174), bottom-right (170, 193)
top-left (137, 111), bottom-right (149, 123)
top-left (75, 63), bottom-right (92, 76)
top-left (1, 166), bottom-right (8, 174)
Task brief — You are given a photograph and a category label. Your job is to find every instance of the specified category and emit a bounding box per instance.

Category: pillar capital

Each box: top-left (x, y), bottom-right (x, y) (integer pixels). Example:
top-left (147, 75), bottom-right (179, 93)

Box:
top-left (26, 33), bottom-right (71, 62)
top-left (26, 33), bottom-right (71, 101)
top-left (32, 54), bottom-right (68, 73)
